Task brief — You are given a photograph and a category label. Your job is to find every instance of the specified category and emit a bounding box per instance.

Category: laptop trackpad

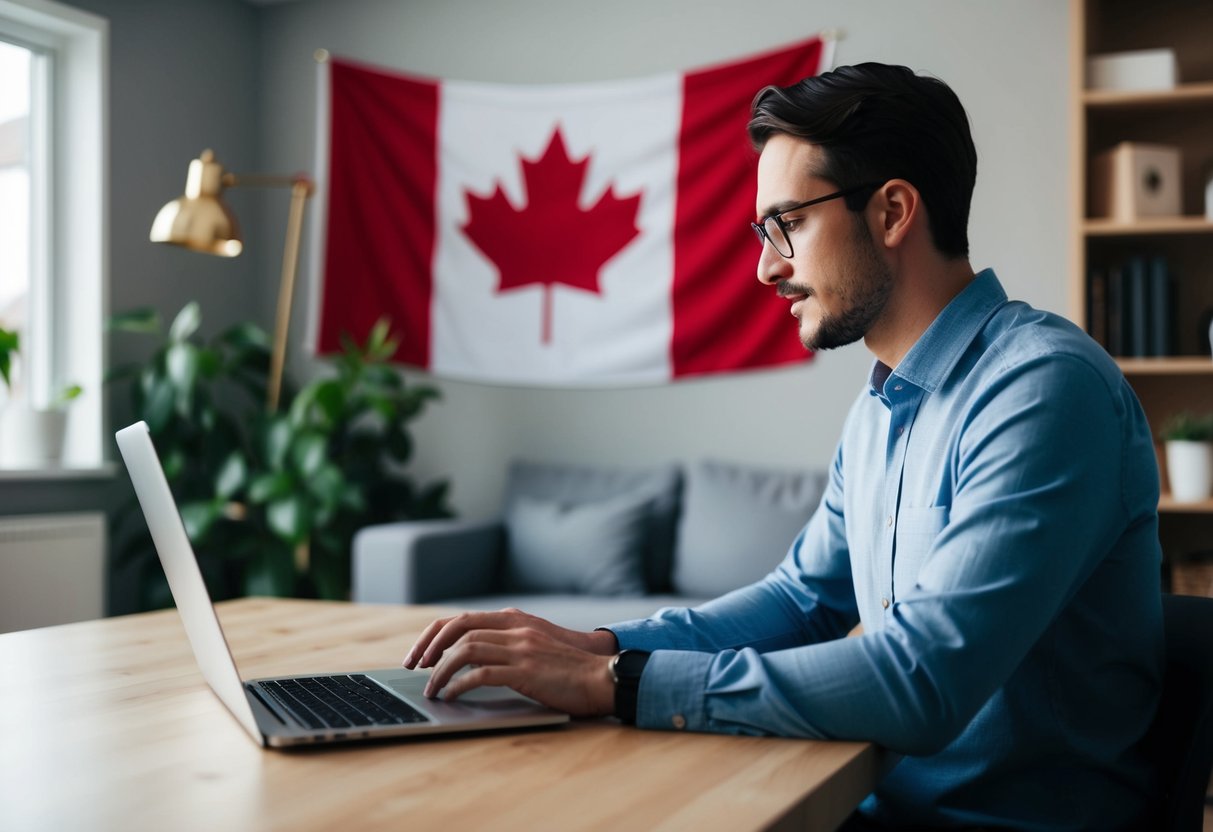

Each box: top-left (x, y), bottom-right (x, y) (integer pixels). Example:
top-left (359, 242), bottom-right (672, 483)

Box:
top-left (375, 668), bottom-right (536, 707)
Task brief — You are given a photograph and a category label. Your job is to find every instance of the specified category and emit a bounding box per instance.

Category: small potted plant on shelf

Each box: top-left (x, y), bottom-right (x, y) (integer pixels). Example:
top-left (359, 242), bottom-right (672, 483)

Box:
top-left (0, 325), bottom-right (82, 468)
top-left (1161, 411), bottom-right (1213, 503)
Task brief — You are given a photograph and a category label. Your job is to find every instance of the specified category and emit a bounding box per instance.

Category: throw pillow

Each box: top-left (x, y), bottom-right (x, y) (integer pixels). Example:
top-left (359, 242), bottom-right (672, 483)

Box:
top-left (673, 459), bottom-right (827, 598)
top-left (504, 460), bottom-right (681, 593)
top-left (504, 492), bottom-right (652, 596)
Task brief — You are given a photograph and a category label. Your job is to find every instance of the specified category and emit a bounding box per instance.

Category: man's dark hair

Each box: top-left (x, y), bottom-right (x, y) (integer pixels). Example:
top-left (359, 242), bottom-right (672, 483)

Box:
top-left (748, 63), bottom-right (977, 258)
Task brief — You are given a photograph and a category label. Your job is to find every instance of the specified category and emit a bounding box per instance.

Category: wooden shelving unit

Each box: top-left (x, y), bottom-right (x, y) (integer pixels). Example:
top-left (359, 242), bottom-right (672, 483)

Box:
top-left (1072, 0), bottom-right (1213, 574)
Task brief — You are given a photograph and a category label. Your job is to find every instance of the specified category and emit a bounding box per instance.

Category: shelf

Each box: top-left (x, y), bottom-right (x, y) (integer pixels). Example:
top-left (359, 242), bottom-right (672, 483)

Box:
top-left (1084, 81), bottom-right (1213, 110)
top-left (1159, 494), bottom-right (1213, 514)
top-left (1117, 357), bottom-right (1213, 375)
top-left (1083, 217), bottom-right (1213, 236)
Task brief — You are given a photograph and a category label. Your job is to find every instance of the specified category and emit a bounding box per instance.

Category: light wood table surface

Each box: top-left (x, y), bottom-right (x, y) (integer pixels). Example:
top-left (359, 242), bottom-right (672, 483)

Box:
top-left (0, 597), bottom-right (885, 831)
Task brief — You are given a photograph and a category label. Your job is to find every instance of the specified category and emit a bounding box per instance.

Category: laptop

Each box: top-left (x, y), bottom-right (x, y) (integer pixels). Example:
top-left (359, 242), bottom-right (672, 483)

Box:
top-left (115, 420), bottom-right (569, 748)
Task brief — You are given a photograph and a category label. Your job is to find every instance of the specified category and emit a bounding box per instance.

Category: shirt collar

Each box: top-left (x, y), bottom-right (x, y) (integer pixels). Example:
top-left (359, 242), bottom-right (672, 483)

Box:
top-left (868, 268), bottom-right (1007, 397)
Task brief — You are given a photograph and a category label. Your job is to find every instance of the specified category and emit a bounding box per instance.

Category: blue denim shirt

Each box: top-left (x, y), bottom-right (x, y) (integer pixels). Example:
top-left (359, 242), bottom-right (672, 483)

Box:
top-left (609, 270), bottom-right (1163, 829)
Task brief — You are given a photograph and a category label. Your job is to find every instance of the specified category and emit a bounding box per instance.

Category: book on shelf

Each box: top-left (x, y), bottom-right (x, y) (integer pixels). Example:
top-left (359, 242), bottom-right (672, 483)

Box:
top-left (1128, 257), bottom-right (1148, 358)
top-left (1149, 255), bottom-right (1175, 358)
top-left (1087, 255), bottom-right (1174, 358)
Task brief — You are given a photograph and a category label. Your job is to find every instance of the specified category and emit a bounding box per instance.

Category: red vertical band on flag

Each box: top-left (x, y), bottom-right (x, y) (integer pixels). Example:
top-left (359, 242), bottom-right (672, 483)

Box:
top-left (318, 60), bottom-right (439, 367)
top-left (671, 39), bottom-right (824, 378)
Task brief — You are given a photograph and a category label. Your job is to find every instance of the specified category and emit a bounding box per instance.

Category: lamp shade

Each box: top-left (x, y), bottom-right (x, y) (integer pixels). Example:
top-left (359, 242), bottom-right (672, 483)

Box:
top-left (149, 149), bottom-right (244, 257)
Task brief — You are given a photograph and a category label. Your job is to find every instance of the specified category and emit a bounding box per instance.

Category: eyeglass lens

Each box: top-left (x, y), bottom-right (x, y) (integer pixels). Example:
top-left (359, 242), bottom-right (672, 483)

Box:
top-left (761, 217), bottom-right (793, 258)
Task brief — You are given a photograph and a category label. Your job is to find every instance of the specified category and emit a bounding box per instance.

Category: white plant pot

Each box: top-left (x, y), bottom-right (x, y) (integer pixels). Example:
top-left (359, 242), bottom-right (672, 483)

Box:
top-left (0, 403), bottom-right (68, 468)
top-left (1165, 440), bottom-right (1213, 503)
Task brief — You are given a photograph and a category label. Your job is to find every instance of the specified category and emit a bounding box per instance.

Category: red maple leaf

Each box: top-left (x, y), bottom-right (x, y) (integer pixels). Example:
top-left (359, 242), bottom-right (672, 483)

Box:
top-left (461, 128), bottom-right (642, 344)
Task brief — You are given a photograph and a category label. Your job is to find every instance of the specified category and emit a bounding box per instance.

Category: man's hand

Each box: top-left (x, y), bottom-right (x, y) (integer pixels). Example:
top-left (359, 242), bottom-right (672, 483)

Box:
top-left (401, 609), bottom-right (620, 717)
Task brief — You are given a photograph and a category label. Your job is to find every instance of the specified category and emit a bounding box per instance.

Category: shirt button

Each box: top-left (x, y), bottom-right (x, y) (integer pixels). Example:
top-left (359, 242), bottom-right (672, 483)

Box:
top-left (894, 385), bottom-right (904, 391)
top-left (881, 597), bottom-right (890, 610)
top-left (671, 714), bottom-right (687, 730)
top-left (886, 515), bottom-right (894, 528)
top-left (896, 426), bottom-right (904, 436)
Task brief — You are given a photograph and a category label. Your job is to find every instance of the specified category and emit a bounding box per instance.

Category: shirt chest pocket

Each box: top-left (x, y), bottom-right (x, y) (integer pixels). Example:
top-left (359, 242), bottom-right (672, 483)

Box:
top-left (893, 506), bottom-right (950, 597)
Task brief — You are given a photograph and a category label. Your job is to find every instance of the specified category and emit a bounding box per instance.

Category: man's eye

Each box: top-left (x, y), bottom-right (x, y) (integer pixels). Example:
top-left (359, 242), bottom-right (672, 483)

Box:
top-left (782, 217), bottom-right (803, 232)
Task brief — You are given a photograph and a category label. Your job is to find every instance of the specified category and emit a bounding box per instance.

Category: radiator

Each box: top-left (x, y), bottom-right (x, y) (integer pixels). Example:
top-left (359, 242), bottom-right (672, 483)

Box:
top-left (0, 512), bottom-right (105, 633)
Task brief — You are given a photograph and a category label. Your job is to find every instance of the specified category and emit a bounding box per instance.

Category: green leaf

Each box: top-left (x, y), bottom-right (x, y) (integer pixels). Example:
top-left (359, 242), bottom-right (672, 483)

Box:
top-left (267, 495), bottom-right (311, 544)
top-left (386, 427), bottom-right (412, 462)
top-left (248, 471), bottom-right (293, 503)
top-left (289, 379), bottom-right (344, 429)
top-left (180, 500), bottom-right (222, 542)
top-left (165, 342), bottom-right (201, 412)
top-left (264, 418), bottom-right (293, 470)
top-left (364, 318), bottom-right (398, 363)
top-left (290, 431), bottom-right (328, 478)
top-left (217, 322), bottom-right (271, 351)
top-left (141, 376), bottom-right (176, 433)
top-left (214, 452), bottom-right (248, 500)
top-left (161, 448), bottom-right (186, 481)
top-left (339, 486), bottom-right (367, 513)
top-left (0, 327), bottom-right (17, 390)
top-left (363, 364), bottom-right (402, 389)
top-left (56, 384), bottom-right (83, 405)
top-left (306, 463), bottom-right (346, 507)
top-left (196, 347), bottom-right (221, 379)
top-left (168, 302), bottom-right (201, 343)
top-left (368, 395), bottom-right (396, 422)
top-left (106, 307), bottom-right (161, 334)
top-left (368, 318), bottom-right (391, 352)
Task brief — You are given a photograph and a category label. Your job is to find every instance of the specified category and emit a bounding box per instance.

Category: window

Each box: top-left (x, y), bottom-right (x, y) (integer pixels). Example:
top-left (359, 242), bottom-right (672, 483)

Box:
top-left (0, 39), bottom-right (41, 408)
top-left (0, 0), bottom-right (106, 470)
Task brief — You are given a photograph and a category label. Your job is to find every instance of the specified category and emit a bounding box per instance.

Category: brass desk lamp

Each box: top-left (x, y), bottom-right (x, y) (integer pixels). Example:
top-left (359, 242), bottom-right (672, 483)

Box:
top-left (150, 149), bottom-right (314, 412)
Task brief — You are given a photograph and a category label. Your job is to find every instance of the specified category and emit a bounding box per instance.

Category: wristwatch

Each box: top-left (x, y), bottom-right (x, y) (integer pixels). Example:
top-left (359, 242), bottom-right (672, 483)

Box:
top-left (608, 649), bottom-right (650, 725)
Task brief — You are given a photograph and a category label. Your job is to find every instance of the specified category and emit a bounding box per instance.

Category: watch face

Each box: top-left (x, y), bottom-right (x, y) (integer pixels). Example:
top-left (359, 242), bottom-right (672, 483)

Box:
top-left (614, 650), bottom-right (650, 680)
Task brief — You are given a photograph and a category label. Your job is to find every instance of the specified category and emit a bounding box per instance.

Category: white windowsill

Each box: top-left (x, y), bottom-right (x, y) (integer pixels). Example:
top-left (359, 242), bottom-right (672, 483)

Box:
top-left (0, 461), bottom-right (117, 481)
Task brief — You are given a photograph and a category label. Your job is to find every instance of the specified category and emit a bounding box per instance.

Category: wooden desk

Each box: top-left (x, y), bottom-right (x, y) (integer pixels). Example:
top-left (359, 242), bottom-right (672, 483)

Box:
top-left (0, 598), bottom-right (884, 831)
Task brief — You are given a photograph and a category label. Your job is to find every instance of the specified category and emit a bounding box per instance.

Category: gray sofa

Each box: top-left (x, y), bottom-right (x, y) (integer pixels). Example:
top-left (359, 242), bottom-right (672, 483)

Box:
top-left (352, 458), bottom-right (827, 631)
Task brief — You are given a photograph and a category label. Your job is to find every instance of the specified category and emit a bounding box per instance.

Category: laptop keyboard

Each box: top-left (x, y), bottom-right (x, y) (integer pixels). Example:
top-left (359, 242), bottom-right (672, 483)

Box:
top-left (255, 674), bottom-right (430, 730)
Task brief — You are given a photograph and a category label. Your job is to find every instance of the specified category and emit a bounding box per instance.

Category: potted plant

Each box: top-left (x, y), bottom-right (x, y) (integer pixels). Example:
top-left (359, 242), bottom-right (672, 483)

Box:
top-left (0, 325), bottom-right (82, 467)
top-left (1161, 411), bottom-right (1213, 503)
top-left (108, 304), bottom-right (452, 608)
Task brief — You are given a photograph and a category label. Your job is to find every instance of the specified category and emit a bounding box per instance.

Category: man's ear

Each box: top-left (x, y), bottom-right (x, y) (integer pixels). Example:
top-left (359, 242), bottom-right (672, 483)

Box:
top-left (871, 179), bottom-right (920, 250)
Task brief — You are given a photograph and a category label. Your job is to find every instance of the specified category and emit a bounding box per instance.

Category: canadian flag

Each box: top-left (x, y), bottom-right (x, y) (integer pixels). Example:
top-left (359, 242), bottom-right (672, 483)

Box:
top-left (312, 36), bottom-right (832, 386)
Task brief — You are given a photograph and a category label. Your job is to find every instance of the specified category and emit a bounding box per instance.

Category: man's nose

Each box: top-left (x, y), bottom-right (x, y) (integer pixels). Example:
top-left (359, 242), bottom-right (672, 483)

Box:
top-left (756, 241), bottom-right (789, 286)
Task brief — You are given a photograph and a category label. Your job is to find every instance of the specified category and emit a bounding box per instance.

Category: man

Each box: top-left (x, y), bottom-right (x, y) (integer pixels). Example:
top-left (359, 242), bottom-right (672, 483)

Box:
top-left (404, 63), bottom-right (1163, 829)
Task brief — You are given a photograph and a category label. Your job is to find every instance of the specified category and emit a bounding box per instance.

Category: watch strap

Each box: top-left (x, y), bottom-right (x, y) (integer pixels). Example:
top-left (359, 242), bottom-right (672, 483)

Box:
top-left (609, 650), bottom-right (650, 725)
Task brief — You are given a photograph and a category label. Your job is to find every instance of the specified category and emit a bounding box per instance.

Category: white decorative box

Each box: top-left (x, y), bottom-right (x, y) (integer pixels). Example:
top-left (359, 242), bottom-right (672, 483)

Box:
top-left (1087, 48), bottom-right (1178, 92)
top-left (1090, 142), bottom-right (1182, 221)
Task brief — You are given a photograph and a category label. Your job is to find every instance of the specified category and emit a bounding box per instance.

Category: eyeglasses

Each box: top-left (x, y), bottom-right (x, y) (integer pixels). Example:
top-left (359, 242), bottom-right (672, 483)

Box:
top-left (751, 183), bottom-right (880, 258)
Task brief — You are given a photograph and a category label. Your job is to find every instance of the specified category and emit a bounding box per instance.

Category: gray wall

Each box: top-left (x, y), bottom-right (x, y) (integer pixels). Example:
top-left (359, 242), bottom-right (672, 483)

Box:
top-left (256, 0), bottom-right (1071, 518)
top-left (3, 0), bottom-right (1071, 612)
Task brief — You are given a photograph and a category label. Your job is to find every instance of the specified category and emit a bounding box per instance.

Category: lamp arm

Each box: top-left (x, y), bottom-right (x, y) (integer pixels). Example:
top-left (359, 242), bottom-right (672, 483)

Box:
top-left (222, 172), bottom-right (315, 194)
top-left (267, 179), bottom-right (313, 413)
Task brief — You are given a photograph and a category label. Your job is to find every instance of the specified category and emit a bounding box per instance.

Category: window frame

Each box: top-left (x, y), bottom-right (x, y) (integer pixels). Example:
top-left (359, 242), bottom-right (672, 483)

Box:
top-left (0, 0), bottom-right (107, 471)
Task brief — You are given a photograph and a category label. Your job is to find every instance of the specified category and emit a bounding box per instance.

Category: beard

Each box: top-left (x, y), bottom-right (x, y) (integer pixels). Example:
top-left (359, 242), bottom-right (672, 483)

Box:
top-left (786, 219), bottom-right (893, 352)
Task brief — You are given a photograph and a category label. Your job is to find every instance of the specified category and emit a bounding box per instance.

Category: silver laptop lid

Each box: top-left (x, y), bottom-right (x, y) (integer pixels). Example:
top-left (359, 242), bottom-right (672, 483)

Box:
top-left (115, 421), bottom-right (265, 746)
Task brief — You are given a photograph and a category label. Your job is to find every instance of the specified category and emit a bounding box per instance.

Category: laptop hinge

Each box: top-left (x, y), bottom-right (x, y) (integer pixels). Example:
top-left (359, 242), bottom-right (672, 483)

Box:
top-left (245, 682), bottom-right (290, 726)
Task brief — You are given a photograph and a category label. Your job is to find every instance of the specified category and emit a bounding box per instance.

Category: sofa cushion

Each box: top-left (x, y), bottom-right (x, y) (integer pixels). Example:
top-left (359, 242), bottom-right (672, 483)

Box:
top-left (504, 460), bottom-right (682, 592)
top-left (504, 492), bottom-right (651, 596)
top-left (672, 460), bottom-right (827, 598)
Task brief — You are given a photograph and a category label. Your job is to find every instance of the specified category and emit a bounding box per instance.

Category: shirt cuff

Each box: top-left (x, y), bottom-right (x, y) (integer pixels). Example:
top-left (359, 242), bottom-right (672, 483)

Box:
top-left (634, 649), bottom-right (715, 732)
top-left (605, 618), bottom-right (683, 652)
